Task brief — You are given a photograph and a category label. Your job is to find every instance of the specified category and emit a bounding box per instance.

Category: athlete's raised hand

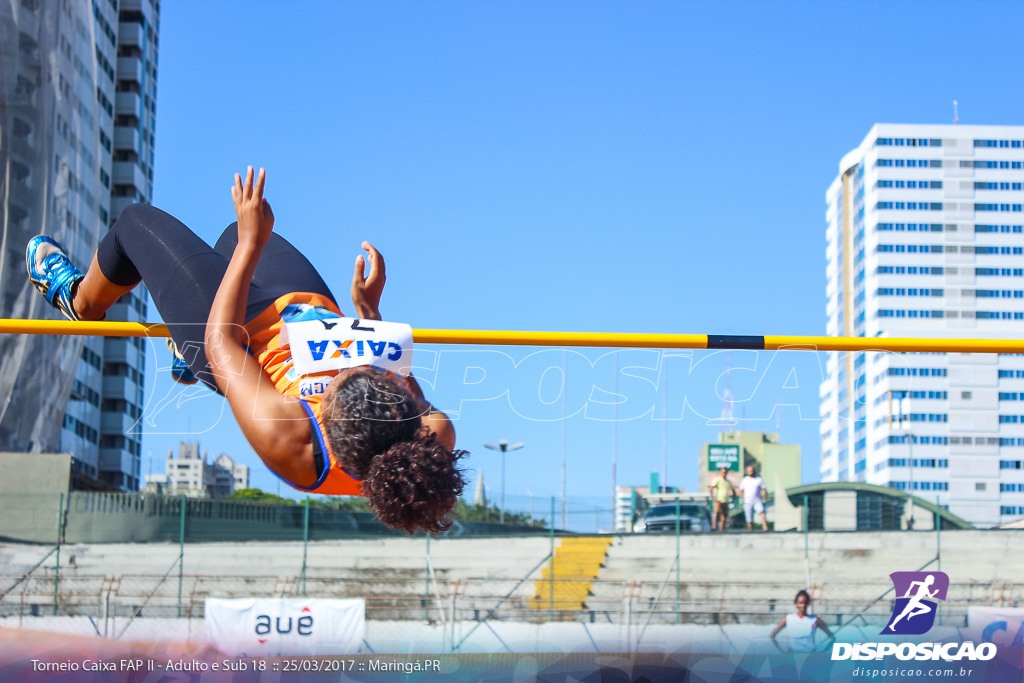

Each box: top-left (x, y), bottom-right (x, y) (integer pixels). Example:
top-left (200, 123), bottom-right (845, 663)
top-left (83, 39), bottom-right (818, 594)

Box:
top-left (231, 166), bottom-right (275, 251)
top-left (351, 241), bottom-right (385, 321)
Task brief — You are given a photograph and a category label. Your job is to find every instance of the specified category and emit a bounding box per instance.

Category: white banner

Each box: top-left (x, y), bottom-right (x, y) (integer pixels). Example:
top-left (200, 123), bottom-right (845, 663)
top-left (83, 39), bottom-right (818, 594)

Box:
top-left (284, 317), bottom-right (413, 376)
top-left (204, 598), bottom-right (365, 657)
top-left (966, 606), bottom-right (1024, 648)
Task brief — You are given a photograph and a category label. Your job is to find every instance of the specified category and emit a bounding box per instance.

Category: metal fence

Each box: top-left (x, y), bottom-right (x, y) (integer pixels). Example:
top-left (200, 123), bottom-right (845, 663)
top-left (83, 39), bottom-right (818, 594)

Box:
top-left (0, 492), bottom-right (615, 545)
top-left (3, 488), bottom-right (1022, 651)
top-left (8, 489), bottom-right (1013, 547)
top-left (3, 570), bottom-right (1021, 630)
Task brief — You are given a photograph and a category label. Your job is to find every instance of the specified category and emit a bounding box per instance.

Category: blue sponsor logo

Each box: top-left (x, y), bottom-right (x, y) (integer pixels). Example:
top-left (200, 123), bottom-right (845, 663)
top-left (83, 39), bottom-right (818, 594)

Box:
top-left (306, 339), bottom-right (403, 362)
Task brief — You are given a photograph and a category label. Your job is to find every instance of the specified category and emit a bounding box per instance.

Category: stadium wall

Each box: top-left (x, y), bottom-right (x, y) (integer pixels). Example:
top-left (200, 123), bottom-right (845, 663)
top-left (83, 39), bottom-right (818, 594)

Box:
top-left (0, 616), bottom-right (968, 656)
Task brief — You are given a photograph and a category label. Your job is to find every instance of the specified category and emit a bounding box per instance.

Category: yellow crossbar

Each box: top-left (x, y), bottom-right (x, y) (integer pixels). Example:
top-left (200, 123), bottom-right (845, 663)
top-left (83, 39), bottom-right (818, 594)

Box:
top-left (0, 319), bottom-right (171, 337)
top-left (1, 319), bottom-right (1023, 353)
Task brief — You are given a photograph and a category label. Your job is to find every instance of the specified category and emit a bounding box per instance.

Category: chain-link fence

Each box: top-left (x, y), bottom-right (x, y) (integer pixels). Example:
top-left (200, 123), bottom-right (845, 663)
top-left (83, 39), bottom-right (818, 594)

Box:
top-left (0, 491), bottom-right (616, 545)
top-left (2, 488), bottom-right (1021, 649)
top-left (9, 488), bottom-right (1010, 546)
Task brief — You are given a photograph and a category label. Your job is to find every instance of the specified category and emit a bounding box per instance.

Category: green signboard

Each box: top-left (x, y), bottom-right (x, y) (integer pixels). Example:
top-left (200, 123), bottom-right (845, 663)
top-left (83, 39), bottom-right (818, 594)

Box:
top-left (708, 444), bottom-right (740, 472)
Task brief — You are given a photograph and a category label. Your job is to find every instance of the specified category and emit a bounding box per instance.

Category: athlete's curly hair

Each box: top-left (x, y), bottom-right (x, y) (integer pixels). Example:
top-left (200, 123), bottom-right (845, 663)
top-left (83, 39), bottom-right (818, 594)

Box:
top-left (322, 369), bottom-right (466, 533)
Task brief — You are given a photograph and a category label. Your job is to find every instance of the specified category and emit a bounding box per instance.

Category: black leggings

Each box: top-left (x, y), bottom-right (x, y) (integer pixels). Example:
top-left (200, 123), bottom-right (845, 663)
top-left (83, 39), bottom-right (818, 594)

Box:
top-left (97, 203), bottom-right (338, 393)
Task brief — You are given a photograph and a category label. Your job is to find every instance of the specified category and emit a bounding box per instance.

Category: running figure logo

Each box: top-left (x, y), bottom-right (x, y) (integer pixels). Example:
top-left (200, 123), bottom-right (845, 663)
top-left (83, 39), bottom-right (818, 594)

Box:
top-left (883, 571), bottom-right (949, 635)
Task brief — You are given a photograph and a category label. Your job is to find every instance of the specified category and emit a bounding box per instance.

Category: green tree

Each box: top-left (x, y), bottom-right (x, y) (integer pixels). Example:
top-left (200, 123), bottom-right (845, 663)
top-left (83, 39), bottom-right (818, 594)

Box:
top-left (228, 489), bottom-right (541, 526)
top-left (226, 489), bottom-right (372, 512)
top-left (226, 488), bottom-right (295, 505)
top-left (305, 495), bottom-right (372, 512)
top-left (452, 500), bottom-right (545, 528)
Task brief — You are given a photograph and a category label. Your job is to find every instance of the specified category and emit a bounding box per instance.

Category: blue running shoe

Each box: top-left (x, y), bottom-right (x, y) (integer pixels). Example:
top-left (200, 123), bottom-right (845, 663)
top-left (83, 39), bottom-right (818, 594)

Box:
top-left (167, 338), bottom-right (198, 386)
top-left (26, 235), bottom-right (84, 321)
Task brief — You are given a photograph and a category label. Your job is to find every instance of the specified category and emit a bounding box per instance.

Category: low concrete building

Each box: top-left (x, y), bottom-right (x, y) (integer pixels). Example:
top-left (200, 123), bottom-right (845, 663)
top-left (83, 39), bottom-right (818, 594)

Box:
top-left (160, 442), bottom-right (249, 499)
top-left (766, 482), bottom-right (972, 532)
top-left (142, 472), bottom-right (167, 494)
top-left (213, 454), bottom-right (249, 498)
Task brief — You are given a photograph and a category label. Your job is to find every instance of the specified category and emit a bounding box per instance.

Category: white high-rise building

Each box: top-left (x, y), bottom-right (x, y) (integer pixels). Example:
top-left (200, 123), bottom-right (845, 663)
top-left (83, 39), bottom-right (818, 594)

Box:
top-left (820, 124), bottom-right (1024, 528)
top-left (0, 0), bottom-right (159, 491)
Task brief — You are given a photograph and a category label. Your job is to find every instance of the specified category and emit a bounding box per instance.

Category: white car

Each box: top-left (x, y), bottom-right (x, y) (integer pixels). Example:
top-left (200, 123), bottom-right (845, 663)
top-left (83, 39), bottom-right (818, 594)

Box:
top-left (634, 503), bottom-right (712, 533)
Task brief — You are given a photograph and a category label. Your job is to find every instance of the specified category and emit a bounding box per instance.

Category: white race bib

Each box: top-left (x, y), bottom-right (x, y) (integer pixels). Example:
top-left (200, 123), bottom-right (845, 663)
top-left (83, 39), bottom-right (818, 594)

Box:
top-left (284, 317), bottom-right (414, 376)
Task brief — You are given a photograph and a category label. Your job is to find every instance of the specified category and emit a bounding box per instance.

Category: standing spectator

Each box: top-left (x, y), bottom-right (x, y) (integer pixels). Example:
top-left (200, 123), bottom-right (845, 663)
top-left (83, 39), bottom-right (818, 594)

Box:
top-left (708, 466), bottom-right (734, 532)
top-left (739, 465), bottom-right (768, 531)
top-left (769, 590), bottom-right (834, 653)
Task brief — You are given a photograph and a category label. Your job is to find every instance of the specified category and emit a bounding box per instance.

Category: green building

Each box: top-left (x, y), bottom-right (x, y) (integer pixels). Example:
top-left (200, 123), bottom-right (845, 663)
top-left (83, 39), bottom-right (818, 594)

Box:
top-left (699, 431), bottom-right (801, 496)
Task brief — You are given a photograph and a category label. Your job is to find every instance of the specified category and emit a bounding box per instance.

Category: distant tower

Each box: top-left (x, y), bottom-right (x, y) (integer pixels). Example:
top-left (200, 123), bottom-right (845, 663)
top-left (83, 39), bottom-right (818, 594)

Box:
top-left (776, 395), bottom-right (782, 437)
top-left (720, 352), bottom-right (736, 431)
top-left (474, 473), bottom-right (488, 506)
top-left (721, 387), bottom-right (735, 431)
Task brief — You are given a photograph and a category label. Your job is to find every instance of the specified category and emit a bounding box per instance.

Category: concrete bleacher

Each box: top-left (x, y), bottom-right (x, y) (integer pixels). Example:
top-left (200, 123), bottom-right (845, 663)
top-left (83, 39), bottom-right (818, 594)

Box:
top-left (530, 536), bottom-right (612, 614)
top-left (1, 536), bottom-right (552, 577)
top-left (599, 529), bottom-right (1021, 582)
top-left (3, 530), bottom-right (1020, 624)
top-left (0, 536), bottom-right (553, 621)
top-left (591, 530), bottom-right (1024, 625)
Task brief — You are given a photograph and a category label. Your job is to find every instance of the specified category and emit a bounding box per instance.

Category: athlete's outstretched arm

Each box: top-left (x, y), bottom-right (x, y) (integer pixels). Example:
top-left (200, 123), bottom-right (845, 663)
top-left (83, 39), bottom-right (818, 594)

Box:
top-left (816, 617), bottom-right (835, 648)
top-left (769, 616), bottom-right (787, 653)
top-left (205, 167), bottom-right (315, 486)
top-left (405, 375), bottom-right (457, 450)
top-left (350, 241), bottom-right (457, 450)
top-left (351, 241), bottom-right (385, 321)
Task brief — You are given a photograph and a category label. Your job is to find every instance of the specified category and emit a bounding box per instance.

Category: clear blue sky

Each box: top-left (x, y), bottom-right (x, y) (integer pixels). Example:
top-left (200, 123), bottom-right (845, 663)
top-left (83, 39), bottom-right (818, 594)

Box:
top-left (138, 1), bottom-right (1024, 508)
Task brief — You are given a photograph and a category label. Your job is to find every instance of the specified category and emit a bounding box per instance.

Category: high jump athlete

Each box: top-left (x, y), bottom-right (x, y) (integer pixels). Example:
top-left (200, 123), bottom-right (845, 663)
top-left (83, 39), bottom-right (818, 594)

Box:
top-left (26, 167), bottom-right (466, 533)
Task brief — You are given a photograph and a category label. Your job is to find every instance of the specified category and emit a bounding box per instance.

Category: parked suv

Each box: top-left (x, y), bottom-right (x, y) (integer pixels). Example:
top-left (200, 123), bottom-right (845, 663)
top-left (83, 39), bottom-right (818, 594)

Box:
top-left (634, 503), bottom-right (712, 533)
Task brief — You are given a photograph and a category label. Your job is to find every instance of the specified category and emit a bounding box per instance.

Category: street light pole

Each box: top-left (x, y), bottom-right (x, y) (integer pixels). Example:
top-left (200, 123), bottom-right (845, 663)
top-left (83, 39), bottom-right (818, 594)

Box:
top-left (612, 352), bottom-right (618, 529)
top-left (484, 440), bottom-right (524, 524)
top-left (662, 358), bottom-right (668, 493)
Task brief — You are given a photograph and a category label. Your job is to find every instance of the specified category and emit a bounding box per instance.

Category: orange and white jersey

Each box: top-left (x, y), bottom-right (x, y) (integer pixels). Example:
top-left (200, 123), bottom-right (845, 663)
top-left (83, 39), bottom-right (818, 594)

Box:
top-left (244, 293), bottom-right (409, 496)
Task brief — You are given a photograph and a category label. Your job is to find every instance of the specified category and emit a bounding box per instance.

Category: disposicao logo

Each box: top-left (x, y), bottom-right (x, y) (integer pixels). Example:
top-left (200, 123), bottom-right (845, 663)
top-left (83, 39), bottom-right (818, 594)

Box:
top-left (831, 571), bottom-right (997, 662)
top-left (883, 571), bottom-right (949, 635)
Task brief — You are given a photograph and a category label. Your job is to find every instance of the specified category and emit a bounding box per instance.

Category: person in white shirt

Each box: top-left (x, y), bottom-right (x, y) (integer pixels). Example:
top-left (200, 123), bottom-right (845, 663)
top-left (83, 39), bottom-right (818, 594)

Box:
top-left (738, 465), bottom-right (768, 531)
top-left (770, 590), bottom-right (834, 653)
